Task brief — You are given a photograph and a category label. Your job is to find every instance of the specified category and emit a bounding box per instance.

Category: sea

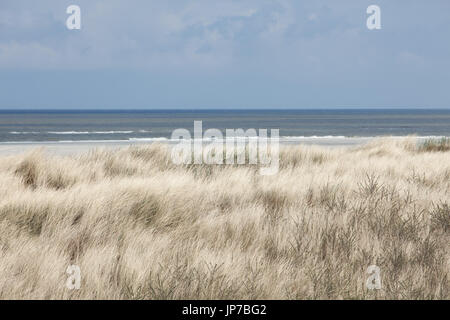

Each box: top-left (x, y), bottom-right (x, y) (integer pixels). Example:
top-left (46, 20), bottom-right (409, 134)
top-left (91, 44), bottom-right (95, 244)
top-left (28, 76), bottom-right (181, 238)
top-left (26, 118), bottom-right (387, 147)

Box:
top-left (0, 109), bottom-right (449, 144)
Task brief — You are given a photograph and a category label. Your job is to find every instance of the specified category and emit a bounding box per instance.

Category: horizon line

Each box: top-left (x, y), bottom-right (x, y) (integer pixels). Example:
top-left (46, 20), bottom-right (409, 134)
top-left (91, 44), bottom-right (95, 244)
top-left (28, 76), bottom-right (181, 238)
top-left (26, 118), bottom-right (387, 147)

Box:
top-left (1, 107), bottom-right (450, 112)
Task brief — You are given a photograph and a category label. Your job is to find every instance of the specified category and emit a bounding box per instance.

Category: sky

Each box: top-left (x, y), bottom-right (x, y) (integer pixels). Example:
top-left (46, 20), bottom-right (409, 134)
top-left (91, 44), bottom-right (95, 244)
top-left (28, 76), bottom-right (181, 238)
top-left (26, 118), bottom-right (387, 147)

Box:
top-left (0, 0), bottom-right (450, 109)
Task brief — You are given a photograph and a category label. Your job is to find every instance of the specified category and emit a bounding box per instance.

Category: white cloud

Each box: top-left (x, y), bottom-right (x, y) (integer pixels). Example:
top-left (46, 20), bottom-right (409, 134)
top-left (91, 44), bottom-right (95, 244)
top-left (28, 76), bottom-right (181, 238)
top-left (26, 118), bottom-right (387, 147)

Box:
top-left (0, 0), bottom-right (449, 78)
top-left (0, 0), bottom-right (299, 70)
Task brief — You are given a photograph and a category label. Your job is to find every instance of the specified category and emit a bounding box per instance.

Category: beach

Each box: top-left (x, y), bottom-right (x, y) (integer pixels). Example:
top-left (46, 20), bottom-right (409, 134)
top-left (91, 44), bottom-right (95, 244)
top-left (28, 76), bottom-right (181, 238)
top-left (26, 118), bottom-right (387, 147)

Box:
top-left (0, 137), bottom-right (376, 156)
top-left (2, 0), bottom-right (450, 305)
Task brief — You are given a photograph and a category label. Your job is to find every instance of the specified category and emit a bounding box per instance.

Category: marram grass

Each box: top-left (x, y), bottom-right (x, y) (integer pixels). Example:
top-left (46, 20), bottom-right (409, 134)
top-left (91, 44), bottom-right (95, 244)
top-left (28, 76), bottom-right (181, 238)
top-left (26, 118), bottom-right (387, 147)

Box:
top-left (0, 138), bottom-right (448, 299)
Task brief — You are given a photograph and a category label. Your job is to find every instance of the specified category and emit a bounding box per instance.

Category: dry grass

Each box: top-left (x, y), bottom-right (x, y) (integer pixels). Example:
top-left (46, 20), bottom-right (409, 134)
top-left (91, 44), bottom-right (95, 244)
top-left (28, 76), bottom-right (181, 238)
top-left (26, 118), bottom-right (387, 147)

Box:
top-left (418, 138), bottom-right (450, 153)
top-left (0, 138), bottom-right (448, 300)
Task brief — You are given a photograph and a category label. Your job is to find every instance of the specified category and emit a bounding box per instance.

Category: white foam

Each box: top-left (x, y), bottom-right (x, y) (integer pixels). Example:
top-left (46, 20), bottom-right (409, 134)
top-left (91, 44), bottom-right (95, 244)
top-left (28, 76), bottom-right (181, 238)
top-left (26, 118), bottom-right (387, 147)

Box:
top-left (10, 130), bottom-right (140, 135)
top-left (128, 137), bottom-right (168, 142)
top-left (9, 131), bottom-right (40, 135)
top-left (47, 131), bottom-right (134, 135)
top-left (281, 136), bottom-right (347, 140)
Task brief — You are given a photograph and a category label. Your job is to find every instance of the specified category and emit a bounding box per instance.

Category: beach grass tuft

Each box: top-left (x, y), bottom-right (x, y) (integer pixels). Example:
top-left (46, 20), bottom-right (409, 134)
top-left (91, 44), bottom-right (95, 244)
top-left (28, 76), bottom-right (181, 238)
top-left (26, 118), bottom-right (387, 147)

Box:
top-left (419, 137), bottom-right (450, 152)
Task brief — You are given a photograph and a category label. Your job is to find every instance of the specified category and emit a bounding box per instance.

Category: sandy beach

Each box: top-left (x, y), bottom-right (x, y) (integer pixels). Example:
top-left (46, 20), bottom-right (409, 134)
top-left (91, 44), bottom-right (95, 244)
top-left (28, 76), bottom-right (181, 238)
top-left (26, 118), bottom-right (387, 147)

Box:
top-left (0, 137), bottom-right (389, 156)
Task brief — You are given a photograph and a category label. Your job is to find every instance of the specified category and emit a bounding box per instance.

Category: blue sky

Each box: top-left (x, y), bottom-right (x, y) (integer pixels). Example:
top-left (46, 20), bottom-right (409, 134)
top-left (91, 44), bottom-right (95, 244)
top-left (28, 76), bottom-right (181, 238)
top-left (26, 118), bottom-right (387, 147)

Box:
top-left (0, 0), bottom-right (449, 109)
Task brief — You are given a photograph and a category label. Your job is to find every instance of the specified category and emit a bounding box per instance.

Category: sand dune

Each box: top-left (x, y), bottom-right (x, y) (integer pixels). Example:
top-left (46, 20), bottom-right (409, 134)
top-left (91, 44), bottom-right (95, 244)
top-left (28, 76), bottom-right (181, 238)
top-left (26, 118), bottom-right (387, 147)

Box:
top-left (0, 137), bottom-right (448, 299)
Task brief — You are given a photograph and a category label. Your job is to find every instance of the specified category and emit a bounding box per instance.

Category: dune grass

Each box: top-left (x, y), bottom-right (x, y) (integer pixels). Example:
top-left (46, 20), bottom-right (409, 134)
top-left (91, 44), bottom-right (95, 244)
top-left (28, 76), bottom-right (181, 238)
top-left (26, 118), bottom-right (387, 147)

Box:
top-left (0, 138), bottom-right (448, 299)
top-left (419, 138), bottom-right (450, 153)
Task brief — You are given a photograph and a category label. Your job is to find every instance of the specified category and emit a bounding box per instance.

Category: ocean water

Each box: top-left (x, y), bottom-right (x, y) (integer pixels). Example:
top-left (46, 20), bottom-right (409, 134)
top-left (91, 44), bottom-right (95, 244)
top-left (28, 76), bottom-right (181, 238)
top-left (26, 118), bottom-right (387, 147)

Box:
top-left (0, 109), bottom-right (449, 143)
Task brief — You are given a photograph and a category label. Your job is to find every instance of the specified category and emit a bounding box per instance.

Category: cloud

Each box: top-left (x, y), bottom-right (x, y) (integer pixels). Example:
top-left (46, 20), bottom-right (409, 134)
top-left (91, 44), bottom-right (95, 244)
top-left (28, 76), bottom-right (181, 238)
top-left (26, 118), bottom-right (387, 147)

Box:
top-left (0, 0), bottom-right (271, 69)
top-left (0, 0), bottom-right (376, 71)
top-left (1, 0), bottom-right (450, 108)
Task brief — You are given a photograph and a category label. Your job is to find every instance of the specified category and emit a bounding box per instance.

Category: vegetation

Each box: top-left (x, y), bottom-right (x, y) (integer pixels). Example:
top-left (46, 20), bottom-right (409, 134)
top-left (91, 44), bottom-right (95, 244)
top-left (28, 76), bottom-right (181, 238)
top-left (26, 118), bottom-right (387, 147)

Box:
top-left (419, 137), bottom-right (450, 152)
top-left (0, 138), bottom-right (448, 299)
